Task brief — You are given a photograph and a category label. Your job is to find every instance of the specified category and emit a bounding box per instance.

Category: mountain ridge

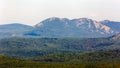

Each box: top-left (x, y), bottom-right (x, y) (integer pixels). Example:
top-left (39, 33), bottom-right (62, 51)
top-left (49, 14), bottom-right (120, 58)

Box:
top-left (26, 17), bottom-right (120, 38)
top-left (0, 23), bottom-right (33, 38)
top-left (0, 17), bottom-right (120, 38)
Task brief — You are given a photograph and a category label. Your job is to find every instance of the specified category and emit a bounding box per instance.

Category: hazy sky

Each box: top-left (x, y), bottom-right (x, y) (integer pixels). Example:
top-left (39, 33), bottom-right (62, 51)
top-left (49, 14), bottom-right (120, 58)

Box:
top-left (0, 0), bottom-right (120, 26)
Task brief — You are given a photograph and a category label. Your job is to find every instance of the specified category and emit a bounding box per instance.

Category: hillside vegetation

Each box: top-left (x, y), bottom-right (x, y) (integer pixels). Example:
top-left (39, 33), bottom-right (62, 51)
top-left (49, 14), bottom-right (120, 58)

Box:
top-left (0, 37), bottom-right (119, 58)
top-left (0, 50), bottom-right (120, 68)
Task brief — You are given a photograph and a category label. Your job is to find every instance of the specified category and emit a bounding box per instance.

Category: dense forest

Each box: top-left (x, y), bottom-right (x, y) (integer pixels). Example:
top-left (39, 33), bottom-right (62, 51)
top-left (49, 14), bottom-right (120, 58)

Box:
top-left (0, 50), bottom-right (120, 68)
top-left (0, 35), bottom-right (119, 58)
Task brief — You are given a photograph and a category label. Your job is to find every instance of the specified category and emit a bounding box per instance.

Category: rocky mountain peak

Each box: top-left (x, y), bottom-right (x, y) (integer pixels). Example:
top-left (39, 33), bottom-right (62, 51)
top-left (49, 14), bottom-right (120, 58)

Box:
top-left (112, 33), bottom-right (120, 40)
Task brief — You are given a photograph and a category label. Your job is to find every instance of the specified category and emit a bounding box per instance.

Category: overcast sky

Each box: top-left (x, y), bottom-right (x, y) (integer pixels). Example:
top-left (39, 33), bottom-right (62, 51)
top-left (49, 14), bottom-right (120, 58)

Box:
top-left (0, 0), bottom-right (120, 25)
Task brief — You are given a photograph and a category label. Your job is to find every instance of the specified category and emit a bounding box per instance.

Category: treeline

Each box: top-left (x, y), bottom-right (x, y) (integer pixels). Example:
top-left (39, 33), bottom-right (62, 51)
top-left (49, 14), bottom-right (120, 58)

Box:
top-left (33, 50), bottom-right (120, 62)
top-left (0, 50), bottom-right (120, 68)
top-left (0, 37), bottom-right (118, 58)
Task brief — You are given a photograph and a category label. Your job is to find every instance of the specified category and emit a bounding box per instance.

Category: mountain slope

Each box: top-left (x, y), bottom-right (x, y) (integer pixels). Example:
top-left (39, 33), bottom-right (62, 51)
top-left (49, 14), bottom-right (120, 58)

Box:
top-left (0, 17), bottom-right (119, 38)
top-left (100, 20), bottom-right (120, 33)
top-left (0, 23), bottom-right (33, 38)
top-left (25, 17), bottom-right (119, 38)
top-left (111, 33), bottom-right (120, 40)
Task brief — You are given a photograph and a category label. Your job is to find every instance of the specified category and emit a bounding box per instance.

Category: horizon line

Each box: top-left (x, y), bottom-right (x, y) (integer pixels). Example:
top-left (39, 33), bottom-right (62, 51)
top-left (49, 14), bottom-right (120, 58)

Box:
top-left (0, 17), bottom-right (120, 26)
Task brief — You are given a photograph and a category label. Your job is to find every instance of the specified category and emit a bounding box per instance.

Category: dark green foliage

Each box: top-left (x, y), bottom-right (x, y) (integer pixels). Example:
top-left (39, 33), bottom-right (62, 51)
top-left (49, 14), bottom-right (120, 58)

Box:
top-left (0, 50), bottom-right (120, 68)
top-left (0, 37), bottom-right (119, 58)
top-left (33, 50), bottom-right (120, 62)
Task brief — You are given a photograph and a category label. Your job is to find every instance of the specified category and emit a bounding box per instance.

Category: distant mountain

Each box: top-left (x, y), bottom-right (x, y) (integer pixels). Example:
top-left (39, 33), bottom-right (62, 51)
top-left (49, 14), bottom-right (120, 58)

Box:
top-left (0, 23), bottom-right (33, 38)
top-left (111, 33), bottom-right (120, 40)
top-left (100, 20), bottom-right (120, 33)
top-left (0, 17), bottom-right (120, 38)
top-left (25, 17), bottom-right (120, 38)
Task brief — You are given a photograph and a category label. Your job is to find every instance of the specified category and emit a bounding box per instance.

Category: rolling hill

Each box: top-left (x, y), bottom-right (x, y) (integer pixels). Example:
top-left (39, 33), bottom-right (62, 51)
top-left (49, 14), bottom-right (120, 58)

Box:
top-left (0, 23), bottom-right (33, 38)
top-left (0, 33), bottom-right (119, 58)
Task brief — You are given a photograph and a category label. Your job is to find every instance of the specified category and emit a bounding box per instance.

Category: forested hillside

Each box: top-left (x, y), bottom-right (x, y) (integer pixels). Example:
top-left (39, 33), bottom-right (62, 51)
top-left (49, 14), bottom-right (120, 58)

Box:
top-left (0, 33), bottom-right (119, 58)
top-left (0, 50), bottom-right (120, 68)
